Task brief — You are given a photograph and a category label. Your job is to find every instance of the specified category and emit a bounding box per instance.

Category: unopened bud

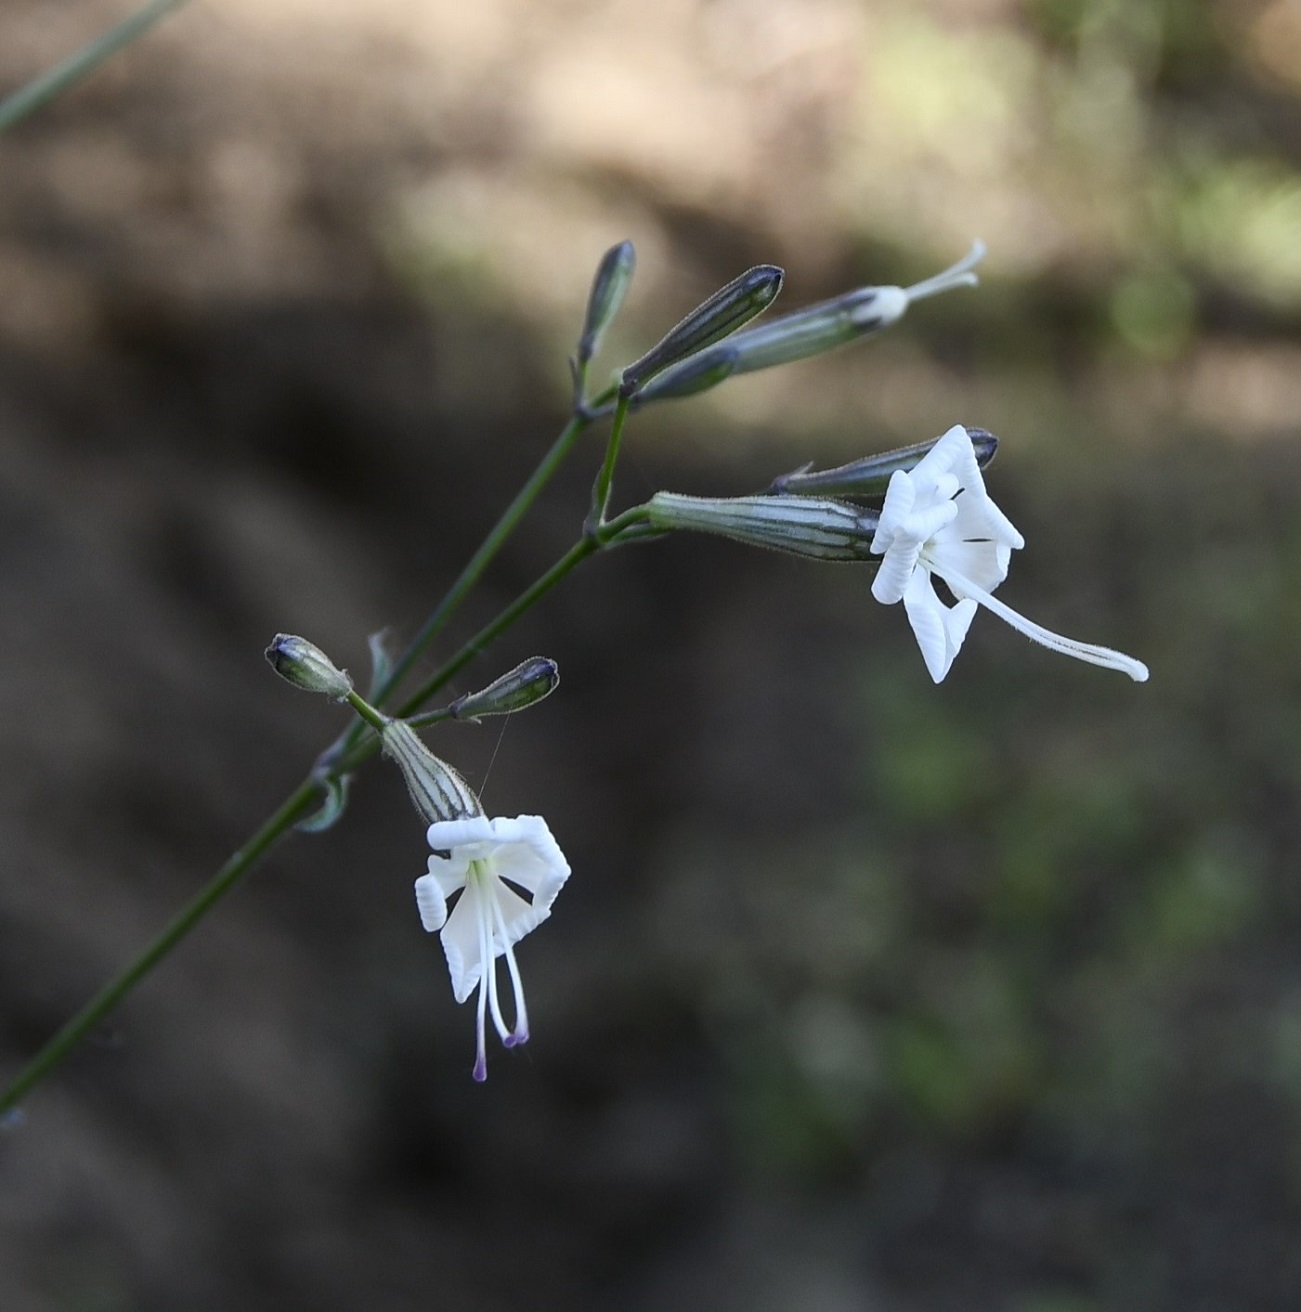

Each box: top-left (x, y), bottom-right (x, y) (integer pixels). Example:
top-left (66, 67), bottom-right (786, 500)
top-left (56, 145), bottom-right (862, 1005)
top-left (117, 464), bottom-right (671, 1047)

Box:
top-left (628, 346), bottom-right (739, 409)
top-left (646, 492), bottom-right (879, 561)
top-left (578, 241), bottom-right (636, 365)
top-left (619, 264), bottom-right (784, 398)
top-left (265, 635), bottom-right (353, 699)
top-left (450, 657), bottom-right (560, 721)
top-left (771, 426), bottom-right (1000, 498)
top-left (381, 720), bottom-right (482, 825)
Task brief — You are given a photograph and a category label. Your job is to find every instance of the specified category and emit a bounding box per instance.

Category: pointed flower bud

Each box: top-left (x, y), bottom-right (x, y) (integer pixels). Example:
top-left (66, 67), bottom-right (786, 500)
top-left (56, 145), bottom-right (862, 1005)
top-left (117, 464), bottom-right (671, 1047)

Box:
top-left (771, 427), bottom-right (1000, 498)
top-left (628, 345), bottom-right (739, 408)
top-left (577, 241), bottom-right (636, 365)
top-left (635, 241), bottom-right (985, 405)
top-left (381, 719), bottom-right (483, 825)
top-left (619, 264), bottom-right (784, 398)
top-left (646, 491), bottom-right (879, 561)
top-left (264, 634), bottom-right (353, 699)
top-left (449, 657), bottom-right (560, 722)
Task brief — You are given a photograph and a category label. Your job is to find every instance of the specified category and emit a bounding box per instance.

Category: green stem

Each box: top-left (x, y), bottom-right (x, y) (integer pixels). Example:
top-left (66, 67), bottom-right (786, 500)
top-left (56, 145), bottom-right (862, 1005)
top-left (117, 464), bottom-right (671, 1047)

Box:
top-left (323, 412), bottom-right (593, 780)
top-left (0, 778), bottom-right (319, 1115)
top-left (398, 503), bottom-right (651, 715)
top-left (369, 413), bottom-right (590, 711)
top-left (333, 505), bottom-right (655, 774)
top-left (399, 540), bottom-right (596, 716)
top-left (344, 690), bottom-right (389, 734)
top-left (0, 0), bottom-right (190, 133)
top-left (585, 395), bottom-right (631, 533)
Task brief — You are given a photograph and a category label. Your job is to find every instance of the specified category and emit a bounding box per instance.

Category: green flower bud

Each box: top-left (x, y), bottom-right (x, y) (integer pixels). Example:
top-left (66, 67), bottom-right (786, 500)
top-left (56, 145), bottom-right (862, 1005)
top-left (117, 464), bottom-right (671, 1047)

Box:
top-left (646, 492), bottom-right (879, 561)
top-left (264, 634), bottom-right (353, 700)
top-left (771, 427), bottom-right (1000, 498)
top-left (619, 264), bottom-right (784, 398)
top-left (381, 720), bottom-right (482, 825)
top-left (449, 657), bottom-right (560, 721)
top-left (577, 241), bottom-right (636, 365)
top-left (628, 346), bottom-right (739, 409)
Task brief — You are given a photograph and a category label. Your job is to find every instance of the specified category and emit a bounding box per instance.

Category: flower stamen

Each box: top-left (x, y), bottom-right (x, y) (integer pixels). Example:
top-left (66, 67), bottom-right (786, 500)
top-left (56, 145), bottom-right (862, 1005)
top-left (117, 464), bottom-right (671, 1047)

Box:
top-left (934, 560), bottom-right (1150, 681)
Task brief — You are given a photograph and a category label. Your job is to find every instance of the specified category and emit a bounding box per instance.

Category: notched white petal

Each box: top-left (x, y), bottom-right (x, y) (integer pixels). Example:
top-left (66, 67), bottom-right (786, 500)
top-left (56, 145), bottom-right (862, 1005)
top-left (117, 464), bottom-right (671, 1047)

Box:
top-left (902, 569), bottom-right (975, 682)
top-left (414, 873), bottom-right (450, 932)
top-left (427, 816), bottom-right (495, 852)
top-left (440, 890), bottom-right (485, 1003)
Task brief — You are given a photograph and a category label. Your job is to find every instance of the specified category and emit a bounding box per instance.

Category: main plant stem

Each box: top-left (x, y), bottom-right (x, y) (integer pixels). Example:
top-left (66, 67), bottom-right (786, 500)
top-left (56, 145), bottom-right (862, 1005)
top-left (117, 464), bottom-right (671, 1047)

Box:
top-left (0, 779), bottom-right (318, 1113)
top-left (0, 0), bottom-right (191, 133)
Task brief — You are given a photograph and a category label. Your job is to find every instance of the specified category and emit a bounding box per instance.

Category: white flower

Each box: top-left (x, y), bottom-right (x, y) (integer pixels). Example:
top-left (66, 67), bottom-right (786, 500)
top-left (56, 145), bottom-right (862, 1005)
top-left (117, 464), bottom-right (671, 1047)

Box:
top-left (415, 815), bottom-right (570, 1081)
top-left (870, 425), bottom-right (1150, 684)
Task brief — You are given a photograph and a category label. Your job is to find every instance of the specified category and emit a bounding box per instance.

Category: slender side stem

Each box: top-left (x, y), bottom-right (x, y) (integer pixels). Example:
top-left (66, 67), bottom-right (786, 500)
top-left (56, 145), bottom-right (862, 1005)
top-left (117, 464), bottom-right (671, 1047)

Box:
top-left (0, 778), bottom-right (319, 1114)
top-left (398, 503), bottom-right (652, 716)
top-left (0, 0), bottom-right (190, 133)
top-left (318, 413), bottom-right (592, 780)
top-left (585, 395), bottom-right (631, 534)
top-left (344, 691), bottom-right (389, 733)
top-left (367, 413), bottom-right (590, 713)
top-left (334, 506), bottom-right (656, 774)
top-left (399, 540), bottom-right (597, 716)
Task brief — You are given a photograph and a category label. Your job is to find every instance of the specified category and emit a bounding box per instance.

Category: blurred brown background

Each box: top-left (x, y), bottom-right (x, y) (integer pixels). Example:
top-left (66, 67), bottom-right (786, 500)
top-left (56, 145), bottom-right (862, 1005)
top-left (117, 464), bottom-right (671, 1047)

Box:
top-left (2, 0), bottom-right (1301, 1308)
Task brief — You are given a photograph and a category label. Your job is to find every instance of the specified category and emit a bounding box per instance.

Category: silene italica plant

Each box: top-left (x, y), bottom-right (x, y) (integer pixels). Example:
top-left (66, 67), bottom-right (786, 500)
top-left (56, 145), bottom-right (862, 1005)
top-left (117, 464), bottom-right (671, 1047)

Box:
top-left (2, 231), bottom-right (1148, 1099)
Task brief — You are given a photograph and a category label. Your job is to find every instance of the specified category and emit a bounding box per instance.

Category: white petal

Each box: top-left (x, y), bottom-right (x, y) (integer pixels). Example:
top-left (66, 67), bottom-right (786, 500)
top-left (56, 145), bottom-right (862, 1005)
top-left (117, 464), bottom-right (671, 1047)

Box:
top-left (424, 851), bottom-right (470, 901)
top-left (427, 816), bottom-right (495, 852)
top-left (928, 532), bottom-right (1014, 597)
top-left (440, 887), bottom-right (488, 1003)
top-left (490, 875), bottom-right (552, 949)
top-left (870, 470), bottom-right (916, 552)
top-left (945, 598), bottom-right (978, 664)
top-left (902, 568), bottom-right (976, 682)
top-left (946, 481), bottom-right (1021, 549)
top-left (414, 873), bottom-right (450, 932)
top-left (483, 816), bottom-right (571, 911)
top-left (896, 498), bottom-right (959, 545)
top-left (907, 425), bottom-right (968, 483)
top-left (872, 539), bottom-right (923, 604)
top-left (901, 569), bottom-right (956, 681)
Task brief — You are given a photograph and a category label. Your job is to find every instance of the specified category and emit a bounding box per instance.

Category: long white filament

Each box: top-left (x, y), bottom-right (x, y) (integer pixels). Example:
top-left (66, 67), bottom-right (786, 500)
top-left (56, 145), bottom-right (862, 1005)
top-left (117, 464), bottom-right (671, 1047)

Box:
top-left (939, 563), bottom-right (1150, 682)
top-left (904, 240), bottom-right (987, 303)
